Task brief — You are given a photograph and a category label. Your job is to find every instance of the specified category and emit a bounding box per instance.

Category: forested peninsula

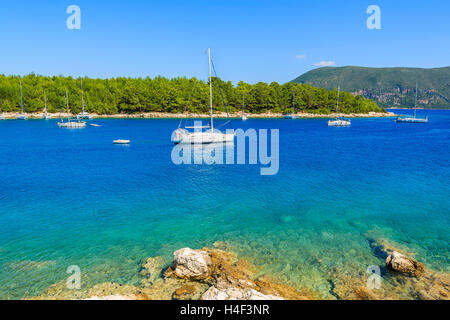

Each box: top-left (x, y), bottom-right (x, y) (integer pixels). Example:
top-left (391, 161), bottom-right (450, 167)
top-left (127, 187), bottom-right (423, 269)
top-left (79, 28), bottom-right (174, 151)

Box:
top-left (0, 74), bottom-right (385, 115)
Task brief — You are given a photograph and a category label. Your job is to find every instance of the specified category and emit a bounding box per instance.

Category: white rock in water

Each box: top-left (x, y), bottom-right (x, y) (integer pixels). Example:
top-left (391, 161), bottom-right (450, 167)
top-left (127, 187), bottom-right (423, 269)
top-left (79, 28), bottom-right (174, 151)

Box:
top-left (386, 251), bottom-right (425, 276)
top-left (172, 248), bottom-right (212, 279)
top-left (201, 286), bottom-right (284, 300)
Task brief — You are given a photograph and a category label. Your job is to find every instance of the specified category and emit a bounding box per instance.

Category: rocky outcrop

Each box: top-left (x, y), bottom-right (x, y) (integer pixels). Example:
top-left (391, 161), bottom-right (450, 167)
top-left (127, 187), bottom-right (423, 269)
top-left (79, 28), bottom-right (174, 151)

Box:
top-left (202, 286), bottom-right (284, 300)
top-left (32, 239), bottom-right (449, 301)
top-left (386, 251), bottom-right (425, 277)
top-left (165, 247), bottom-right (317, 300)
top-left (170, 248), bottom-right (212, 280)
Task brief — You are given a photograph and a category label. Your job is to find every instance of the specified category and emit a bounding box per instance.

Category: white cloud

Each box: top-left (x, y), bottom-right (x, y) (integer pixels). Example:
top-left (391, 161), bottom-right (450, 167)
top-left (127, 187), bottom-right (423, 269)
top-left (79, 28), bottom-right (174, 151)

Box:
top-left (296, 54), bottom-right (307, 59)
top-left (314, 61), bottom-right (336, 67)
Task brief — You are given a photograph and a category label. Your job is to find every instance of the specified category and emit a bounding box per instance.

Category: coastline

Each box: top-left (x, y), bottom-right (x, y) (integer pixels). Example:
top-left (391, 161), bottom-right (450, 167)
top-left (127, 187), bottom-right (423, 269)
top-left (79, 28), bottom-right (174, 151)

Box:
top-left (0, 111), bottom-right (397, 120)
top-left (28, 239), bottom-right (449, 300)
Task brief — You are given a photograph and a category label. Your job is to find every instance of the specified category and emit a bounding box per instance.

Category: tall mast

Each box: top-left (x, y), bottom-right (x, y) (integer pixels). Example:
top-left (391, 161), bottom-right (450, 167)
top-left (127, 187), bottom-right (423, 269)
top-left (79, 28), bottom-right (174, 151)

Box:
top-left (336, 86), bottom-right (340, 114)
top-left (44, 90), bottom-right (47, 113)
top-left (293, 90), bottom-right (295, 114)
top-left (242, 91), bottom-right (245, 113)
top-left (20, 81), bottom-right (24, 113)
top-left (81, 78), bottom-right (85, 113)
top-left (208, 48), bottom-right (213, 131)
top-left (66, 90), bottom-right (70, 120)
top-left (414, 83), bottom-right (418, 119)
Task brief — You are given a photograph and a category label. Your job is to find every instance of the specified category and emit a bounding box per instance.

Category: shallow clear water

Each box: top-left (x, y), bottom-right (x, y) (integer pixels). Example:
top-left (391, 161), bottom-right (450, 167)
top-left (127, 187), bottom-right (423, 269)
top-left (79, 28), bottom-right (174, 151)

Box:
top-left (0, 110), bottom-right (449, 299)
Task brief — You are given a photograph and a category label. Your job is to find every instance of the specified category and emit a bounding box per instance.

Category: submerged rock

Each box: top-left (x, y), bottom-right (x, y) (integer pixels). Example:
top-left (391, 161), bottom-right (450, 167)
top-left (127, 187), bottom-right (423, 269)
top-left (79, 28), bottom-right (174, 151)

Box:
top-left (170, 248), bottom-right (212, 280)
top-left (386, 251), bottom-right (425, 277)
top-left (172, 284), bottom-right (203, 300)
top-left (86, 282), bottom-right (150, 300)
top-left (139, 256), bottom-right (165, 286)
top-left (202, 286), bottom-right (284, 300)
top-left (85, 294), bottom-right (138, 300)
top-left (6, 260), bottom-right (56, 271)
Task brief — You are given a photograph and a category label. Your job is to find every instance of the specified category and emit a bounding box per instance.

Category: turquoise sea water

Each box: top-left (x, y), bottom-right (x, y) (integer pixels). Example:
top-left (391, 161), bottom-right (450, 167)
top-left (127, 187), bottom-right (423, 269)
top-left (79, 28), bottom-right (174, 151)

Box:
top-left (0, 110), bottom-right (449, 299)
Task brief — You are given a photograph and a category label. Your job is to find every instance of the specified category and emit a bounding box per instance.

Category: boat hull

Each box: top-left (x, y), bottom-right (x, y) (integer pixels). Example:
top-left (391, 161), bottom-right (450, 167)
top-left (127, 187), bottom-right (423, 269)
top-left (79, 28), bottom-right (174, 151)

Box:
top-left (328, 119), bottom-right (351, 127)
top-left (396, 117), bottom-right (428, 123)
top-left (58, 121), bottom-right (86, 128)
top-left (113, 140), bottom-right (130, 144)
top-left (173, 131), bottom-right (235, 144)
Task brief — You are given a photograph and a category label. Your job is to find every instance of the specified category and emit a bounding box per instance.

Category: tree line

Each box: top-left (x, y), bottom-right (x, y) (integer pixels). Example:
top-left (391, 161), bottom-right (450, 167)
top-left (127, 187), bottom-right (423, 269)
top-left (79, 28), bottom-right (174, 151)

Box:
top-left (0, 74), bottom-right (385, 115)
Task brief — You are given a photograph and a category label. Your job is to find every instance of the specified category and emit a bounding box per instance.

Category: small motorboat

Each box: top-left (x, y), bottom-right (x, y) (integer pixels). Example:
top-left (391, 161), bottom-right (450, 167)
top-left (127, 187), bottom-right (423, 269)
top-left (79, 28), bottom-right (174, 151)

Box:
top-left (113, 140), bottom-right (130, 144)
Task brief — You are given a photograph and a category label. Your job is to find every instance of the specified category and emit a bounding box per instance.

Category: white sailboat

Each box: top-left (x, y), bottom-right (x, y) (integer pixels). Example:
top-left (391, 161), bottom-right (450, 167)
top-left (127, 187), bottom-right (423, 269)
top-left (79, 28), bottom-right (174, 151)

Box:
top-left (328, 86), bottom-right (351, 127)
top-left (284, 91), bottom-right (298, 119)
top-left (77, 79), bottom-right (92, 120)
top-left (43, 90), bottom-right (50, 119)
top-left (396, 83), bottom-right (428, 123)
top-left (58, 91), bottom-right (86, 128)
top-left (171, 48), bottom-right (235, 144)
top-left (16, 81), bottom-right (28, 120)
top-left (0, 103), bottom-right (4, 120)
top-left (242, 92), bottom-right (248, 121)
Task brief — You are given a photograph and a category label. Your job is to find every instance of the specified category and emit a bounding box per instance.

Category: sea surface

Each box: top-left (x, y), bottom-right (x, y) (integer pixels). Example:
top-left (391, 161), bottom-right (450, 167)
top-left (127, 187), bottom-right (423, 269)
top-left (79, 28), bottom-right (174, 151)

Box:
top-left (0, 109), bottom-right (449, 299)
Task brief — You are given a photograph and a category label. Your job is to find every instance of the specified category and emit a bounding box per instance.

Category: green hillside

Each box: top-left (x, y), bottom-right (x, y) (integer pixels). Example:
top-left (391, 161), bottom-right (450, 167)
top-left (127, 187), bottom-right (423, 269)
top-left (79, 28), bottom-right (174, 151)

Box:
top-left (0, 74), bottom-right (383, 115)
top-left (292, 66), bottom-right (450, 108)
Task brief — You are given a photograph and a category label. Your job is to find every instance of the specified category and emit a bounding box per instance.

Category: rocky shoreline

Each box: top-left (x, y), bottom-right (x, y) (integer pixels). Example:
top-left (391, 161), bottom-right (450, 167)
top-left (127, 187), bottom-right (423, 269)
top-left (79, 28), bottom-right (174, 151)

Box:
top-left (0, 111), bottom-right (397, 120)
top-left (28, 239), bottom-right (449, 301)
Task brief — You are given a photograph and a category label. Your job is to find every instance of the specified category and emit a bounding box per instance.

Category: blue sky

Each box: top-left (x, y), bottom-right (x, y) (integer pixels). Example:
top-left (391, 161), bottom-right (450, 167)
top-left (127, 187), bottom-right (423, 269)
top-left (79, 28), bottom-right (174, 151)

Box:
top-left (0, 0), bottom-right (449, 84)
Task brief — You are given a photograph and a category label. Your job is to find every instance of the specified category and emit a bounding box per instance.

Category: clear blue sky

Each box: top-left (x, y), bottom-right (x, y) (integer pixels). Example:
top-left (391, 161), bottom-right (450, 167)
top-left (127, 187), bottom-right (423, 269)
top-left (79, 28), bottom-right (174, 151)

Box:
top-left (0, 0), bottom-right (448, 84)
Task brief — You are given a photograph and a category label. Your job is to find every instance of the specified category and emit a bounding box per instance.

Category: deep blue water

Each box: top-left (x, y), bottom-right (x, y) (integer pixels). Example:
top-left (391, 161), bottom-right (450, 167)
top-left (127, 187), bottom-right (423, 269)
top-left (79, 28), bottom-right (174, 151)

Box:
top-left (0, 110), bottom-right (449, 299)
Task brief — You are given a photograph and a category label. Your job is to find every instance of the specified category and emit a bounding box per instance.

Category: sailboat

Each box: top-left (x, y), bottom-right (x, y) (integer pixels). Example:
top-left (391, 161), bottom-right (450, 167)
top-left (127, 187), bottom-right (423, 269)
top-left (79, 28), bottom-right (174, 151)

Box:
top-left (242, 92), bottom-right (248, 121)
top-left (43, 90), bottom-right (50, 119)
top-left (58, 90), bottom-right (86, 128)
top-left (284, 91), bottom-right (298, 119)
top-left (16, 81), bottom-right (28, 120)
top-left (396, 83), bottom-right (428, 123)
top-left (328, 86), bottom-right (351, 127)
top-left (76, 79), bottom-right (92, 120)
top-left (0, 103), bottom-right (4, 120)
top-left (171, 48), bottom-right (235, 144)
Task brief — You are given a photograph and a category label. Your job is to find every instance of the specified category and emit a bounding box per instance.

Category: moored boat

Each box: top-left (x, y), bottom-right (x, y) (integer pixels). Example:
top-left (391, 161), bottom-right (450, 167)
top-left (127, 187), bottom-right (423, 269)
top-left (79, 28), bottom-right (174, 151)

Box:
top-left (284, 91), bottom-right (298, 119)
top-left (113, 139), bottom-right (130, 144)
top-left (76, 79), bottom-right (92, 120)
top-left (43, 90), bottom-right (50, 119)
top-left (396, 83), bottom-right (428, 123)
top-left (328, 86), bottom-right (351, 127)
top-left (57, 91), bottom-right (86, 128)
top-left (16, 81), bottom-right (28, 120)
top-left (171, 48), bottom-right (235, 144)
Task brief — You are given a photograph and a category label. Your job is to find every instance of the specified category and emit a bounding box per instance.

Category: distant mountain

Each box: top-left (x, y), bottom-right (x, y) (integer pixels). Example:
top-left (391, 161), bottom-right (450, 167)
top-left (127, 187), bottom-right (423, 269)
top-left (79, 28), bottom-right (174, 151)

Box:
top-left (292, 66), bottom-right (450, 108)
